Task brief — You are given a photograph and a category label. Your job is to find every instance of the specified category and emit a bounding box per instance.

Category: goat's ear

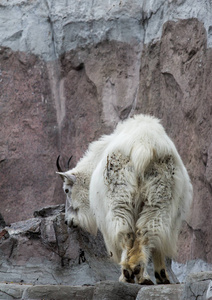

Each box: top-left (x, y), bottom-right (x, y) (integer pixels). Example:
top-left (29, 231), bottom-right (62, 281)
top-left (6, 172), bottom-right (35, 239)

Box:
top-left (56, 172), bottom-right (76, 184)
top-left (56, 171), bottom-right (67, 181)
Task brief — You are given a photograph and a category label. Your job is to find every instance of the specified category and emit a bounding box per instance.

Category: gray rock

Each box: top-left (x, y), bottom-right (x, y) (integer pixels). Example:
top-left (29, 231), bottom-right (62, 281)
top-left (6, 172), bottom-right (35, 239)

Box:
top-left (23, 284), bottom-right (94, 300)
top-left (0, 271), bottom-right (212, 300)
top-left (172, 259), bottom-right (212, 283)
top-left (0, 0), bottom-right (211, 61)
top-left (0, 281), bottom-right (142, 300)
top-left (93, 281), bottom-right (141, 300)
top-left (136, 284), bottom-right (183, 300)
top-left (0, 283), bottom-right (95, 300)
top-left (40, 216), bottom-right (57, 246)
top-left (182, 272), bottom-right (212, 300)
top-left (0, 207), bottom-right (120, 286)
top-left (1, 206), bottom-right (211, 288)
top-left (0, 283), bottom-right (28, 300)
top-left (34, 204), bottom-right (65, 218)
top-left (6, 218), bottom-right (41, 236)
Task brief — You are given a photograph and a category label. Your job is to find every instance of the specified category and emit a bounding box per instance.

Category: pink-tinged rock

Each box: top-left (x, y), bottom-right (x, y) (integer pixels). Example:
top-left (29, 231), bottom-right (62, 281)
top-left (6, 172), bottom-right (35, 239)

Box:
top-left (137, 19), bottom-right (212, 263)
top-left (0, 49), bottom-right (63, 223)
top-left (205, 143), bottom-right (212, 187)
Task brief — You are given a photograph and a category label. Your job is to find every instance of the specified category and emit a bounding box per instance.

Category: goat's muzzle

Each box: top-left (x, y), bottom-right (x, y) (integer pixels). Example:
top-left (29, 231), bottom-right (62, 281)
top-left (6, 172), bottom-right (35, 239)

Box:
top-left (65, 218), bottom-right (78, 229)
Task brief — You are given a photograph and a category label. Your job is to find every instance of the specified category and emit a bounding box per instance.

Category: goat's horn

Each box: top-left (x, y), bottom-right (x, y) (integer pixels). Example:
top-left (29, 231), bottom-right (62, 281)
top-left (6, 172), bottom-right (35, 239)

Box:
top-left (67, 156), bottom-right (73, 169)
top-left (56, 155), bottom-right (63, 172)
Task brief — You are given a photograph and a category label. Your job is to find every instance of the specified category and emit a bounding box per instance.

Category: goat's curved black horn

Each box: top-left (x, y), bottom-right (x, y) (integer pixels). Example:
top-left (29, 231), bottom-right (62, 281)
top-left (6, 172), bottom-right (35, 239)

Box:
top-left (56, 155), bottom-right (63, 172)
top-left (67, 155), bottom-right (73, 169)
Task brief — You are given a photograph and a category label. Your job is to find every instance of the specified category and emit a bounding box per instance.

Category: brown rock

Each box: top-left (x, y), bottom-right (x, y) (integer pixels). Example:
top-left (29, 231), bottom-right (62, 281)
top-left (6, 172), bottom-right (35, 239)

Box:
top-left (137, 19), bottom-right (212, 263)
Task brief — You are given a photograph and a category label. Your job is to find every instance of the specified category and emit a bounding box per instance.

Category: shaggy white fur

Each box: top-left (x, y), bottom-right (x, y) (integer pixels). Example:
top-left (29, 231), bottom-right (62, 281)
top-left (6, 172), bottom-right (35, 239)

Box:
top-left (58, 114), bottom-right (193, 284)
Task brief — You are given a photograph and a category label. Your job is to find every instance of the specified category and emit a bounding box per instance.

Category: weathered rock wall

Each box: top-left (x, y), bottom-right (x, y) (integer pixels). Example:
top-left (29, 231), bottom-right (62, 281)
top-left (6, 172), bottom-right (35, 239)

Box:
top-left (0, 274), bottom-right (212, 299)
top-left (0, 206), bottom-right (120, 286)
top-left (138, 18), bottom-right (212, 263)
top-left (0, 205), bottom-right (211, 299)
top-left (0, 0), bottom-right (212, 266)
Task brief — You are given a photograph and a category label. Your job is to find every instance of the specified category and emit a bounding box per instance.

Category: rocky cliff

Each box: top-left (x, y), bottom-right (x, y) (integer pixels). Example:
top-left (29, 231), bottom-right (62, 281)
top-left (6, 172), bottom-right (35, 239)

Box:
top-left (0, 0), bottom-right (212, 289)
top-left (0, 206), bottom-right (211, 299)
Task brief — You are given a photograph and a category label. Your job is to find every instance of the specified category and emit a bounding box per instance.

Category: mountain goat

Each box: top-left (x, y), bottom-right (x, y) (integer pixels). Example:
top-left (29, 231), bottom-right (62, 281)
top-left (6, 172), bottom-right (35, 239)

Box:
top-left (57, 114), bottom-right (193, 285)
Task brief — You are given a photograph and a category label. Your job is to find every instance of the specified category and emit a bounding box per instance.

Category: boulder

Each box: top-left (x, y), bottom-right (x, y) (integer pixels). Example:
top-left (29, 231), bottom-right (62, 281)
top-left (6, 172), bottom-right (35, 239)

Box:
top-left (182, 272), bottom-right (212, 300)
top-left (0, 207), bottom-right (120, 285)
top-left (93, 281), bottom-right (141, 300)
top-left (0, 281), bottom-right (142, 300)
top-left (136, 284), bottom-right (184, 300)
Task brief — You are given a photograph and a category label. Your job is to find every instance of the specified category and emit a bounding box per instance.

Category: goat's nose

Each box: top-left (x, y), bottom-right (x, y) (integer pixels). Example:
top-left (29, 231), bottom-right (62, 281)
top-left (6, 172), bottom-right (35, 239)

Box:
top-left (64, 220), bottom-right (68, 225)
top-left (70, 219), bottom-right (78, 228)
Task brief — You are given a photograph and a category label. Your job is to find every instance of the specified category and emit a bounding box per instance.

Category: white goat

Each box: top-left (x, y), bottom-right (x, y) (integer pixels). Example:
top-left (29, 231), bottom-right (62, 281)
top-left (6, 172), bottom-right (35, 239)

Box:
top-left (57, 114), bottom-right (193, 284)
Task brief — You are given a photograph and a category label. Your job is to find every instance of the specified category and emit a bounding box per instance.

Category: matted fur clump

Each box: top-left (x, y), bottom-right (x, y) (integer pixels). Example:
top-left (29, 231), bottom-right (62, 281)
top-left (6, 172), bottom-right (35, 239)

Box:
top-left (57, 114), bottom-right (193, 285)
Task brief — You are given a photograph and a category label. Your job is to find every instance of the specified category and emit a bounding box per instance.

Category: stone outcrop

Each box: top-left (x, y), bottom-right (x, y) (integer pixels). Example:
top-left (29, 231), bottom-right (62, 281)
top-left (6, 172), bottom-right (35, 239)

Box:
top-left (136, 284), bottom-right (184, 300)
top-left (0, 205), bottom-right (181, 285)
top-left (0, 273), bottom-right (212, 300)
top-left (182, 272), bottom-right (212, 300)
top-left (0, 205), bottom-right (120, 285)
top-left (0, 206), bottom-right (212, 299)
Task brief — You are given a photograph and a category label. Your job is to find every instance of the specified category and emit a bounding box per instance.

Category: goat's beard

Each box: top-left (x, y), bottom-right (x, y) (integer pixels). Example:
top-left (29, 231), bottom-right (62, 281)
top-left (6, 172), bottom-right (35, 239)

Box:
top-left (66, 207), bottom-right (97, 236)
top-left (77, 210), bottom-right (98, 235)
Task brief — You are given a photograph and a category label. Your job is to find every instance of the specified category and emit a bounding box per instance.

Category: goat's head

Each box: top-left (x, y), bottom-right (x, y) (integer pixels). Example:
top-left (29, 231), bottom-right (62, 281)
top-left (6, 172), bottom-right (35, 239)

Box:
top-left (56, 155), bottom-right (97, 235)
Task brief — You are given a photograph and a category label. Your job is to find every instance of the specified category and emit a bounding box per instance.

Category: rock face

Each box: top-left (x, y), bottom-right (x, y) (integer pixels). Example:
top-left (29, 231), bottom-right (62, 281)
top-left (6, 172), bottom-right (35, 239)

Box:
top-left (182, 272), bottom-right (212, 300)
top-left (0, 206), bottom-right (212, 299)
top-left (0, 273), bottom-right (212, 300)
top-left (0, 0), bottom-right (212, 271)
top-left (0, 205), bottom-right (120, 285)
top-left (0, 205), bottom-right (180, 286)
top-left (136, 284), bottom-right (184, 300)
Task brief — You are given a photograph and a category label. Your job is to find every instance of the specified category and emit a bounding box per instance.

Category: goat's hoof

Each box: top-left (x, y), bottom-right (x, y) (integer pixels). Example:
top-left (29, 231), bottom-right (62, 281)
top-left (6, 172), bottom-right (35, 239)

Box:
top-left (155, 269), bottom-right (170, 284)
top-left (157, 279), bottom-right (170, 284)
top-left (123, 269), bottom-right (135, 284)
top-left (140, 279), bottom-right (154, 285)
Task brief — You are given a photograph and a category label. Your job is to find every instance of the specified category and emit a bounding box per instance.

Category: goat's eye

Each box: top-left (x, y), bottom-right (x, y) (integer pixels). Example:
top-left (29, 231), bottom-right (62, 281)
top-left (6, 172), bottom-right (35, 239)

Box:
top-left (65, 189), bottom-right (69, 194)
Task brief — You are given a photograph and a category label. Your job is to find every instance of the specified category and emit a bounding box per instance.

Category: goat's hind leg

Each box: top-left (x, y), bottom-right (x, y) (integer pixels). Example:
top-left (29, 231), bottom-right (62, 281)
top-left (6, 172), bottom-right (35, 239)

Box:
top-left (119, 231), bottom-right (136, 283)
top-left (127, 231), bottom-right (154, 285)
top-left (120, 229), bottom-right (154, 285)
top-left (152, 249), bottom-right (170, 284)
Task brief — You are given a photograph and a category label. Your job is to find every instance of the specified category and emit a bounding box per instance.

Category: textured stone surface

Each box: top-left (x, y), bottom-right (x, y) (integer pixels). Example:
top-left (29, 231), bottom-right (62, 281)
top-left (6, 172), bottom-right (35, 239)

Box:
top-left (137, 18), bottom-right (212, 263)
top-left (136, 284), bottom-right (184, 300)
top-left (0, 283), bottom-right (28, 300)
top-left (172, 259), bottom-right (212, 284)
top-left (0, 211), bottom-right (212, 298)
top-left (0, 281), bottom-right (142, 300)
top-left (34, 204), bottom-right (65, 218)
top-left (0, 0), bottom-right (211, 60)
top-left (0, 208), bottom-right (120, 285)
top-left (93, 281), bottom-right (141, 300)
top-left (1, 276), bottom-right (212, 300)
top-left (0, 206), bottom-right (181, 286)
top-left (1, 0), bottom-right (212, 270)
top-left (24, 284), bottom-right (94, 300)
top-left (182, 272), bottom-right (212, 300)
